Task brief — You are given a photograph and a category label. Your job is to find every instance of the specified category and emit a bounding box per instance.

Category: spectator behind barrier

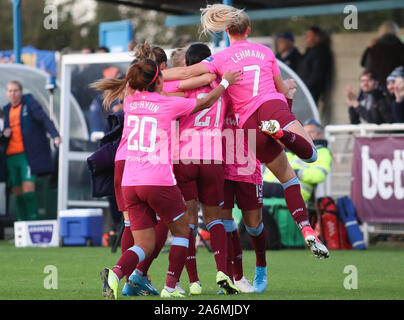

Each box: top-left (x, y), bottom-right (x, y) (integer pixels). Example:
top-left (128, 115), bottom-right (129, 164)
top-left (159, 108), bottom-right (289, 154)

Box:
top-left (2, 81), bottom-right (61, 221)
top-left (386, 66), bottom-right (403, 97)
top-left (360, 21), bottom-right (404, 86)
top-left (275, 32), bottom-right (301, 72)
top-left (298, 26), bottom-right (334, 104)
top-left (263, 119), bottom-right (332, 204)
top-left (392, 77), bottom-right (404, 123)
top-left (97, 46), bottom-right (110, 53)
top-left (89, 67), bottom-right (123, 141)
top-left (345, 70), bottom-right (392, 124)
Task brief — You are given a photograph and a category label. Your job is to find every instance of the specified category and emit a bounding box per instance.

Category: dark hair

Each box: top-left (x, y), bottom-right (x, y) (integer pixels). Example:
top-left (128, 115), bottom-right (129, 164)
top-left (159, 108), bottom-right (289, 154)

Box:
top-left (361, 69), bottom-right (378, 81)
top-left (185, 43), bottom-right (212, 66)
top-left (152, 46), bottom-right (167, 67)
top-left (7, 80), bottom-right (23, 91)
top-left (128, 59), bottom-right (161, 92)
top-left (91, 59), bottom-right (161, 109)
top-left (308, 26), bottom-right (324, 36)
top-left (97, 46), bottom-right (110, 53)
top-left (308, 26), bottom-right (332, 48)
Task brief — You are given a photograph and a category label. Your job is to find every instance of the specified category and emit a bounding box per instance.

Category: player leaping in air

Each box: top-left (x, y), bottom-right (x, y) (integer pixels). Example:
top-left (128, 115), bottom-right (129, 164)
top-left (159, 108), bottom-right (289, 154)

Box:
top-left (162, 4), bottom-right (330, 271)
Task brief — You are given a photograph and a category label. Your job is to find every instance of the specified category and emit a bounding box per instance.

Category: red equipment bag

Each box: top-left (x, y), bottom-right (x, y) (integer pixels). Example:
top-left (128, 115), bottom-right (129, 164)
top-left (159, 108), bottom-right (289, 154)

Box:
top-left (316, 197), bottom-right (352, 250)
top-left (338, 220), bottom-right (352, 249)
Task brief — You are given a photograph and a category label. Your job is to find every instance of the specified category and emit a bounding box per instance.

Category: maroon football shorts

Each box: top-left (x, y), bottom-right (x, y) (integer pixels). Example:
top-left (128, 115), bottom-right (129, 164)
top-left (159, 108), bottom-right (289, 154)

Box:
top-left (223, 179), bottom-right (263, 211)
top-left (122, 185), bottom-right (186, 231)
top-left (173, 161), bottom-right (224, 207)
top-left (242, 99), bottom-right (297, 164)
top-left (114, 160), bottom-right (127, 212)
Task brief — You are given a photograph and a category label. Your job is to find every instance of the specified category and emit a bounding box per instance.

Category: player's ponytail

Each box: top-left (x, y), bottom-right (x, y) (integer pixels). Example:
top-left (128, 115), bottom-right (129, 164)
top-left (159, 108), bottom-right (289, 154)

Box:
top-left (200, 4), bottom-right (250, 36)
top-left (91, 59), bottom-right (161, 109)
top-left (134, 42), bottom-right (167, 69)
top-left (134, 43), bottom-right (154, 61)
top-left (90, 77), bottom-right (126, 110)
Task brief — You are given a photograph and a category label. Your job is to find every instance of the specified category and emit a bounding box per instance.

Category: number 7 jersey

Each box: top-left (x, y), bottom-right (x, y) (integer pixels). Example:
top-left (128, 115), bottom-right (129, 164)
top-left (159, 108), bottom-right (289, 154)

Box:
top-left (121, 91), bottom-right (197, 186)
top-left (201, 40), bottom-right (287, 128)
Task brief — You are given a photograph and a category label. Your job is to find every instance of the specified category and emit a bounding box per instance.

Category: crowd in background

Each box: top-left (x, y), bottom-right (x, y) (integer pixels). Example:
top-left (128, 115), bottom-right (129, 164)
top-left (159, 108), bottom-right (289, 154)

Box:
top-left (346, 21), bottom-right (404, 124)
top-left (275, 21), bottom-right (404, 126)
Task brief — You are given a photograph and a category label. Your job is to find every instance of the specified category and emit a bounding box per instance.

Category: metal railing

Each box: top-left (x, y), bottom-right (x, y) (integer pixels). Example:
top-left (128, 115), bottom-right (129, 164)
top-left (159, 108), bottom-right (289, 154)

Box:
top-left (324, 123), bottom-right (404, 245)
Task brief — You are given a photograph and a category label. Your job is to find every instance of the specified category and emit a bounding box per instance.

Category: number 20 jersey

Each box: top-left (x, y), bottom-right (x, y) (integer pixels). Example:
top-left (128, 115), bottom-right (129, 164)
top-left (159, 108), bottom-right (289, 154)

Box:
top-left (121, 91), bottom-right (197, 186)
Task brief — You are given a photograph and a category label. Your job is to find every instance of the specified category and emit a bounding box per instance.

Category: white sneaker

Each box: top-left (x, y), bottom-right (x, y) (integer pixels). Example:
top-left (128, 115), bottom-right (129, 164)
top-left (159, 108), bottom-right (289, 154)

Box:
top-left (302, 226), bottom-right (330, 259)
top-left (234, 276), bottom-right (254, 293)
top-left (175, 282), bottom-right (186, 294)
top-left (260, 120), bottom-right (281, 136)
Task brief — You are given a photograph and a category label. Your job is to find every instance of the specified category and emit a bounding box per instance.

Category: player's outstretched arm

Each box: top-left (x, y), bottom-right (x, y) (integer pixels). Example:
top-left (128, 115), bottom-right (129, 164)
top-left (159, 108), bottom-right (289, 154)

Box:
top-left (178, 73), bottom-right (217, 91)
top-left (274, 74), bottom-right (289, 95)
top-left (163, 62), bottom-right (210, 81)
top-left (162, 73), bottom-right (216, 97)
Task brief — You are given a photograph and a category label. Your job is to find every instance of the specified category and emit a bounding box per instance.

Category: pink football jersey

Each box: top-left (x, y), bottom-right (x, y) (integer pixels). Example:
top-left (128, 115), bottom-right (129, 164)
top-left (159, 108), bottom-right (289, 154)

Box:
top-left (121, 91), bottom-right (197, 186)
top-left (163, 80), bottom-right (181, 94)
top-left (201, 40), bottom-right (286, 128)
top-left (222, 103), bottom-right (262, 185)
top-left (177, 82), bottom-right (226, 162)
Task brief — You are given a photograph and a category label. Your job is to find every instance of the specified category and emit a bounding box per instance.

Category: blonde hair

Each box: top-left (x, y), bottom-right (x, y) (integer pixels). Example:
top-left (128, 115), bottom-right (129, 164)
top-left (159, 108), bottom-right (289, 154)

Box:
top-left (170, 48), bottom-right (186, 67)
top-left (200, 4), bottom-right (250, 35)
top-left (377, 21), bottom-right (399, 38)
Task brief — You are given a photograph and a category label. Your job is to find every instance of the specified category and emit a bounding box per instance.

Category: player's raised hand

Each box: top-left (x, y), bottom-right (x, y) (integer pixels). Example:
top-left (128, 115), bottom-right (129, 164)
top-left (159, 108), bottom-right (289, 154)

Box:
top-left (284, 78), bottom-right (297, 99)
top-left (284, 78), bottom-right (297, 91)
top-left (223, 70), bottom-right (243, 86)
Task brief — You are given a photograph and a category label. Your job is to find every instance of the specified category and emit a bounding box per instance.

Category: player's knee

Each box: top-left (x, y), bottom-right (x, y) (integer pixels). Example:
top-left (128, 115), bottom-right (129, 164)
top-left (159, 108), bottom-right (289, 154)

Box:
top-left (245, 221), bottom-right (264, 237)
top-left (242, 210), bottom-right (262, 228)
top-left (223, 219), bottom-right (237, 233)
top-left (168, 216), bottom-right (189, 239)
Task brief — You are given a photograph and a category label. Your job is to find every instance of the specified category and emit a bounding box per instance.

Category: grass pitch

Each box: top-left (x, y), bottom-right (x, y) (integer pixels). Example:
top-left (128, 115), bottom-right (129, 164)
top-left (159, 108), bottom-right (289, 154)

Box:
top-left (0, 240), bottom-right (403, 300)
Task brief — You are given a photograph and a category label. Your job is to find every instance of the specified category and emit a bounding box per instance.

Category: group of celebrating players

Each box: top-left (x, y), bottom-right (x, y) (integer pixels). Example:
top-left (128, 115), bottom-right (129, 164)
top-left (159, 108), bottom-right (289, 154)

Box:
top-left (94, 4), bottom-right (330, 299)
